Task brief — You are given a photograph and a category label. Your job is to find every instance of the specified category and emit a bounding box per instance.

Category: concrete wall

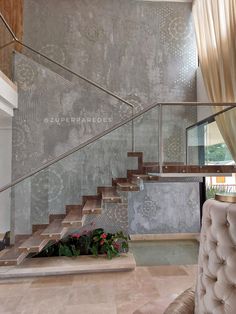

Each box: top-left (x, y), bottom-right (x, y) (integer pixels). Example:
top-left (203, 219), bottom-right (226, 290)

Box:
top-left (197, 67), bottom-right (211, 120)
top-left (129, 181), bottom-right (200, 234)
top-left (0, 115), bottom-right (12, 233)
top-left (11, 0), bottom-right (198, 235)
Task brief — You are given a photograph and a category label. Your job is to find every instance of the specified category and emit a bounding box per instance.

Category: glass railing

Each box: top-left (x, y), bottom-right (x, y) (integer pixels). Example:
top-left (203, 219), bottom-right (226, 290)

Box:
top-left (158, 104), bottom-right (236, 175)
top-left (186, 106), bottom-right (235, 167)
top-left (0, 102), bottom-right (236, 238)
top-left (6, 105), bottom-right (159, 236)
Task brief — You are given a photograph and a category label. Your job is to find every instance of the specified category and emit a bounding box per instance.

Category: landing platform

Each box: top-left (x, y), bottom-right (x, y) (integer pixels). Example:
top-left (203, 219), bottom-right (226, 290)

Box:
top-left (0, 253), bottom-right (136, 279)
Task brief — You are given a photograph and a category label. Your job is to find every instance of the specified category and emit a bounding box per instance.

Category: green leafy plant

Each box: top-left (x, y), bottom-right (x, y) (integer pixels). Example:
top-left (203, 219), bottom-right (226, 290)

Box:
top-left (206, 185), bottom-right (233, 199)
top-left (35, 228), bottom-right (129, 260)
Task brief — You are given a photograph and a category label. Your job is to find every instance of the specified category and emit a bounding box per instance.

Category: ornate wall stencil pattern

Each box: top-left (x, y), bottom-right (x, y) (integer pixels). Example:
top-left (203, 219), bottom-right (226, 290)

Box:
top-left (39, 44), bottom-right (66, 65)
top-left (14, 60), bottom-right (38, 91)
top-left (128, 182), bottom-right (200, 234)
top-left (23, 0), bottom-right (197, 103)
top-left (137, 195), bottom-right (161, 219)
top-left (83, 203), bottom-right (129, 234)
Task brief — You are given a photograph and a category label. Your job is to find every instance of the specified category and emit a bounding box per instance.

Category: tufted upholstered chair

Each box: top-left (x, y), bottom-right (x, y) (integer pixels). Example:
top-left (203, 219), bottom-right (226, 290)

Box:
top-left (195, 198), bottom-right (236, 314)
top-left (164, 198), bottom-right (236, 314)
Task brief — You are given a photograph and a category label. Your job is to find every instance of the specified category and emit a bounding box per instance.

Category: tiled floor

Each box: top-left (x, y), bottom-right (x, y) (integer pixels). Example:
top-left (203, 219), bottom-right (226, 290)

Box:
top-left (0, 265), bottom-right (197, 314)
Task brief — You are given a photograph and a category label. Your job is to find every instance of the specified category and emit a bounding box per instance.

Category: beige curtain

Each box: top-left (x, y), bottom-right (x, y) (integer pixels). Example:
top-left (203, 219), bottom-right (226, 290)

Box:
top-left (192, 0), bottom-right (236, 162)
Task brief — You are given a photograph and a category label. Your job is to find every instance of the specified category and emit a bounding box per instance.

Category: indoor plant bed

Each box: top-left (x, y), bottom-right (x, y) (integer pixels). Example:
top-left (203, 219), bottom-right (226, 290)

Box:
top-left (34, 228), bottom-right (129, 260)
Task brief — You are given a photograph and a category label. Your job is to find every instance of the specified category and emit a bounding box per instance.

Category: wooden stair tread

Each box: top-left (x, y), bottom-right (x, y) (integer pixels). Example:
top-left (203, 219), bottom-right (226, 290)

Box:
top-left (117, 181), bottom-right (139, 191)
top-left (127, 152), bottom-right (143, 157)
top-left (132, 174), bottom-right (160, 182)
top-left (83, 198), bottom-right (102, 215)
top-left (142, 162), bottom-right (159, 168)
top-left (100, 187), bottom-right (122, 203)
top-left (162, 164), bottom-right (236, 174)
top-left (18, 231), bottom-right (49, 253)
top-left (62, 208), bottom-right (83, 227)
top-left (41, 219), bottom-right (67, 240)
top-left (0, 247), bottom-right (28, 266)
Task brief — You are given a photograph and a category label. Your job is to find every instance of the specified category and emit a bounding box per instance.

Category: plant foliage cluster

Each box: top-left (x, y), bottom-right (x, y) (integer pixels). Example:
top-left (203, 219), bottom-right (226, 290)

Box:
top-left (35, 228), bottom-right (129, 260)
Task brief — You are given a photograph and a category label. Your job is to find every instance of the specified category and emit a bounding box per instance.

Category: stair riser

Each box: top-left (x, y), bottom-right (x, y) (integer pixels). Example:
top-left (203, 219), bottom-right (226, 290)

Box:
top-left (117, 186), bottom-right (139, 192)
top-left (0, 252), bottom-right (28, 266)
top-left (83, 209), bottom-right (102, 215)
top-left (62, 222), bottom-right (83, 228)
top-left (19, 241), bottom-right (50, 254)
top-left (103, 198), bottom-right (122, 203)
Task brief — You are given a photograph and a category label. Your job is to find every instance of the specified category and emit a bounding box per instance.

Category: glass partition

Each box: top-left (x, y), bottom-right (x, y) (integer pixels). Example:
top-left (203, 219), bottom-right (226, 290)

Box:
top-left (158, 104), bottom-right (235, 175)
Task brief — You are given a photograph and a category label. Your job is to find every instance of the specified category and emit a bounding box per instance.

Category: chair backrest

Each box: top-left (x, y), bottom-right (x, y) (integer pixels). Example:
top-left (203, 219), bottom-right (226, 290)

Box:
top-left (195, 199), bottom-right (236, 314)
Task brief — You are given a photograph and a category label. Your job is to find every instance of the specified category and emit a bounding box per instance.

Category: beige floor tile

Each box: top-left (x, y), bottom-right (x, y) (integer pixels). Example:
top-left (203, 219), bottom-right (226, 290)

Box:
top-left (0, 265), bottom-right (197, 314)
top-left (68, 282), bottom-right (115, 305)
top-left (154, 276), bottom-right (195, 298)
top-left (16, 287), bottom-right (70, 313)
top-left (31, 274), bottom-right (73, 288)
top-left (63, 303), bottom-right (117, 314)
top-left (148, 265), bottom-right (188, 277)
top-left (72, 271), bottom-right (119, 285)
top-left (0, 296), bottom-right (23, 312)
top-left (0, 280), bottom-right (31, 297)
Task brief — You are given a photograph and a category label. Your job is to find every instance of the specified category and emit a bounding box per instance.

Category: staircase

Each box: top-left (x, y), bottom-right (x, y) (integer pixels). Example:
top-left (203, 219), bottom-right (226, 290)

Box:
top-left (1, 150), bottom-right (235, 267)
top-left (0, 13), bottom-right (236, 269)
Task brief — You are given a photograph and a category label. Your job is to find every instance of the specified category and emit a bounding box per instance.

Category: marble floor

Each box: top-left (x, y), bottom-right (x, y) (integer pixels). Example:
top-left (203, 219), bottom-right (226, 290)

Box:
top-left (0, 264), bottom-right (197, 314)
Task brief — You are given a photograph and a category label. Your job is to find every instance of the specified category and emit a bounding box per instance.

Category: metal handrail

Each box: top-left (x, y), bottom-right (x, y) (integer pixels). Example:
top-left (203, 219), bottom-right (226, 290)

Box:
top-left (0, 12), bottom-right (136, 151)
top-left (0, 13), bottom-right (134, 109)
top-left (186, 105), bottom-right (235, 130)
top-left (0, 101), bottom-right (236, 193)
top-left (0, 101), bottom-right (161, 193)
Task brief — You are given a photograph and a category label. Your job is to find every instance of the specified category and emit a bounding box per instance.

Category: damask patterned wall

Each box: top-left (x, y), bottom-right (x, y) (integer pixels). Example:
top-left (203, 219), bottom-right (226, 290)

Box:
top-left (128, 182), bottom-right (200, 234)
top-left (14, 0), bottom-right (197, 177)
top-left (11, 0), bottom-right (199, 235)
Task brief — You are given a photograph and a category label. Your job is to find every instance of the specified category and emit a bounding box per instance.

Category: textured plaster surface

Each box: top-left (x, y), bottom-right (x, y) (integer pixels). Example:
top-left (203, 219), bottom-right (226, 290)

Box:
top-left (128, 182), bottom-right (200, 234)
top-left (11, 0), bottom-right (198, 235)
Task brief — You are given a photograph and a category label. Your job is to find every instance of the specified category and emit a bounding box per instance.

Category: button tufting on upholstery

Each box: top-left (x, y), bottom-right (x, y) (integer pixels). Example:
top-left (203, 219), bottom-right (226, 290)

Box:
top-left (201, 288), bottom-right (206, 295)
top-left (205, 255), bottom-right (209, 260)
top-left (195, 199), bottom-right (236, 314)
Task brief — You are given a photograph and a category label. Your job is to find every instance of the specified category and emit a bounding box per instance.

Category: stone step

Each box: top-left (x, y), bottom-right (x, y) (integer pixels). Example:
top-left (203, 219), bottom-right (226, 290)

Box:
top-left (98, 187), bottom-right (122, 203)
top-left (62, 208), bottom-right (83, 227)
top-left (18, 230), bottom-right (50, 253)
top-left (0, 247), bottom-right (28, 266)
top-left (40, 219), bottom-right (67, 240)
top-left (0, 253), bottom-right (136, 278)
top-left (83, 198), bottom-right (102, 215)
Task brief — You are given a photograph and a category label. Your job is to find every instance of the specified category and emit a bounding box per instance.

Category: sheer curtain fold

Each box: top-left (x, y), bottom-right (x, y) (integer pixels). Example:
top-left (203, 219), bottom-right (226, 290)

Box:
top-left (193, 0), bottom-right (236, 161)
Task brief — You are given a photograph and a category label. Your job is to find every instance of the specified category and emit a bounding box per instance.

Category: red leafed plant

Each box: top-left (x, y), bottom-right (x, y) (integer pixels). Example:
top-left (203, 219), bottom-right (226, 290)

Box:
top-left (36, 228), bottom-right (129, 260)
